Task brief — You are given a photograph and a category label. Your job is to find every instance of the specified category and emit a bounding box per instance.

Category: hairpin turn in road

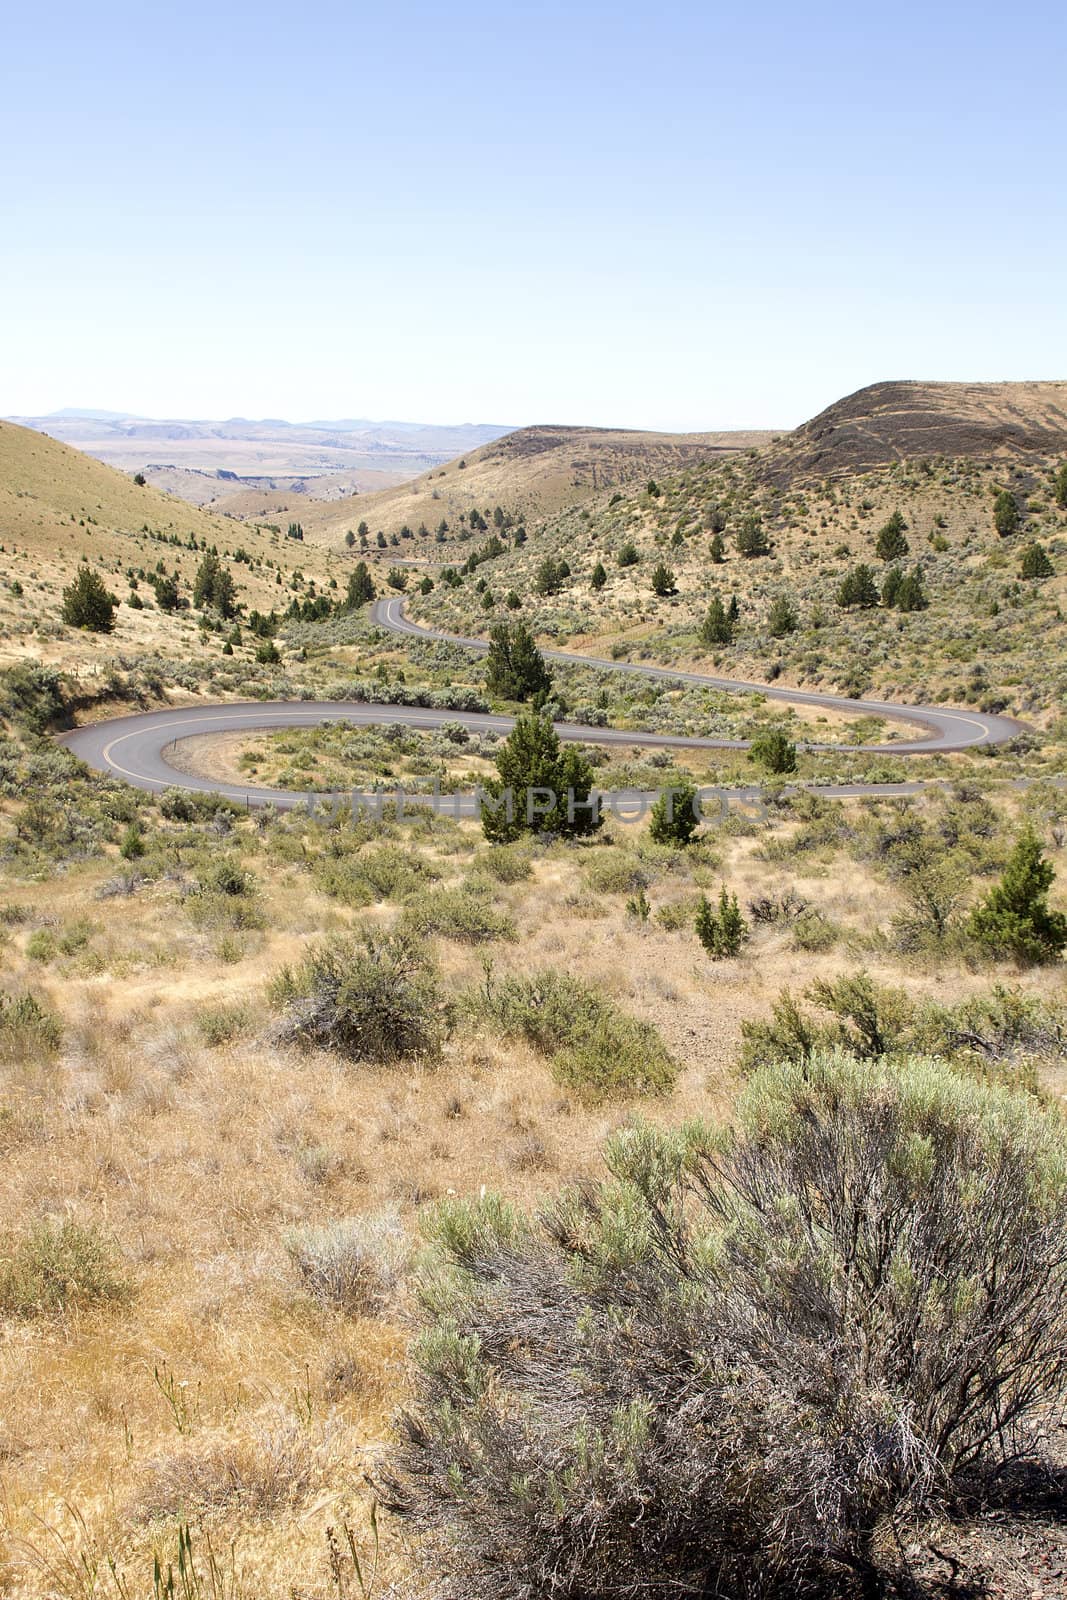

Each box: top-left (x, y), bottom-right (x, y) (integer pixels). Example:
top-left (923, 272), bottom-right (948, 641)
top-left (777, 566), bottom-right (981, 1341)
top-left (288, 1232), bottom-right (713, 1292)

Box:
top-left (59, 598), bottom-right (1026, 809)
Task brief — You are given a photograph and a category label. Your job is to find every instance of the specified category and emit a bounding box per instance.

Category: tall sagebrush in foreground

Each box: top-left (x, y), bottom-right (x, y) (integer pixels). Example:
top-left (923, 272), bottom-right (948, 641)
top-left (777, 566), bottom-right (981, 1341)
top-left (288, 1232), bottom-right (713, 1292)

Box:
top-left (384, 1052), bottom-right (1067, 1599)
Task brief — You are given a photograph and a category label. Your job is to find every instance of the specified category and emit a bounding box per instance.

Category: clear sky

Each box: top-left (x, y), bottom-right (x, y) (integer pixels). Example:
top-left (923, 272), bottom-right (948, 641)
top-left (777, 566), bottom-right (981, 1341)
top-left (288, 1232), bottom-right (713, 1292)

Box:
top-left (2, 0), bottom-right (1065, 431)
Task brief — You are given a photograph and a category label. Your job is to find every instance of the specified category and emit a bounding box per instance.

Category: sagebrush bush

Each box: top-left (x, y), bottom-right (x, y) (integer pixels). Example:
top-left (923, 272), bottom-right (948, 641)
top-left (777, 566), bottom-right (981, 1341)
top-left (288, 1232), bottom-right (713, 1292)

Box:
top-left (271, 931), bottom-right (448, 1062)
top-left (401, 885), bottom-right (516, 945)
top-left (582, 848), bottom-right (649, 895)
top-left (474, 844), bottom-right (533, 884)
top-left (384, 1052), bottom-right (1067, 1599)
top-left (0, 990), bottom-right (61, 1060)
top-left (284, 1209), bottom-right (409, 1316)
top-left (474, 967), bottom-right (677, 1099)
top-left (0, 1219), bottom-right (131, 1317)
top-left (741, 974), bottom-right (1065, 1092)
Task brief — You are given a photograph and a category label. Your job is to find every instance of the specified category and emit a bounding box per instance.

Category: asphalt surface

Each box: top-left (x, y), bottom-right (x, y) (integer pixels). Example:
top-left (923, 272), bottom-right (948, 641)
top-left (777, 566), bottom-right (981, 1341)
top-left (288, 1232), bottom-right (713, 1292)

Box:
top-left (58, 599), bottom-right (1028, 811)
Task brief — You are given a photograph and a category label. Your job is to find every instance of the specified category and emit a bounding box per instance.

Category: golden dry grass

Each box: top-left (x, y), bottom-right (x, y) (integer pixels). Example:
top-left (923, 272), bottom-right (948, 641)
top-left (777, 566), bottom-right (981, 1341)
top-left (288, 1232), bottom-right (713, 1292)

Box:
top-left (1, 792), bottom-right (1065, 1597)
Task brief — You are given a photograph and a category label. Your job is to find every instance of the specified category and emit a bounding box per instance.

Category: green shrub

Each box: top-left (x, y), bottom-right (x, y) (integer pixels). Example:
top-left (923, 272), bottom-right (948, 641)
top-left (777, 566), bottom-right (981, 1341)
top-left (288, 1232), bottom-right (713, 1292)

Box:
top-left (695, 887), bottom-right (747, 957)
top-left (475, 845), bottom-right (533, 884)
top-left (582, 849), bottom-right (648, 895)
top-left (0, 1219), bottom-right (131, 1317)
top-left (790, 909), bottom-right (839, 951)
top-left (474, 968), bottom-right (677, 1100)
top-left (271, 931), bottom-right (448, 1063)
top-left (968, 828), bottom-right (1067, 965)
top-left (199, 859), bottom-right (255, 898)
top-left (385, 1052), bottom-right (1067, 1599)
top-left (61, 567), bottom-right (115, 632)
top-left (748, 728), bottom-right (797, 774)
top-left (648, 782), bottom-right (700, 846)
top-left (195, 1002), bottom-right (253, 1046)
top-left (0, 991), bottom-right (62, 1059)
top-left (401, 886), bottom-right (516, 945)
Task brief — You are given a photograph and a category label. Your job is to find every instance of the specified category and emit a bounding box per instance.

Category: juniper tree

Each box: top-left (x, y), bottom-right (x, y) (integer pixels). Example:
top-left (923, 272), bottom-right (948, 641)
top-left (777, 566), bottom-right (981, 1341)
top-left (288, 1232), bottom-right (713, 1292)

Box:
top-left (700, 595), bottom-right (733, 645)
top-left (695, 885), bottom-right (747, 956)
top-left (649, 782), bottom-right (700, 846)
top-left (61, 566), bottom-right (115, 633)
top-left (767, 594), bottom-right (797, 637)
top-left (481, 709), bottom-right (600, 842)
top-left (1055, 462), bottom-right (1067, 510)
top-left (590, 561), bottom-right (607, 591)
top-left (994, 489), bottom-right (1021, 537)
top-left (344, 562), bottom-right (376, 608)
top-left (1020, 542), bottom-right (1054, 579)
top-left (874, 511), bottom-right (909, 561)
top-left (836, 563), bottom-right (879, 609)
top-left (709, 530), bottom-right (726, 563)
top-left (968, 828), bottom-right (1067, 964)
top-left (749, 728), bottom-right (797, 774)
top-left (484, 622), bottom-right (552, 703)
top-left (650, 562), bottom-right (677, 597)
top-left (735, 514), bottom-right (770, 557)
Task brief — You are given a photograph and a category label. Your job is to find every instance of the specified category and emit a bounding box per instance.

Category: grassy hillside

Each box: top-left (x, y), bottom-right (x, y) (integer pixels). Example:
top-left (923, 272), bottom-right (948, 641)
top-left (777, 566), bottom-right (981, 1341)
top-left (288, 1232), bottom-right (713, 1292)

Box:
top-left (2, 388), bottom-right (1067, 1598)
top-left (408, 400), bottom-right (1067, 726)
top-left (281, 423), bottom-right (776, 549)
top-left (0, 420), bottom-right (347, 677)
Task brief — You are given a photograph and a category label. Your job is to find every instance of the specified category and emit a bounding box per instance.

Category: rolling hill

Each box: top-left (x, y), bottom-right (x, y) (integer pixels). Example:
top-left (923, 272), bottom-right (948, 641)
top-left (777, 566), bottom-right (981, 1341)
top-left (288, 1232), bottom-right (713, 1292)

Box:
top-left (0, 420), bottom-right (335, 671)
top-left (766, 380), bottom-right (1067, 481)
top-left (285, 422), bottom-right (777, 547)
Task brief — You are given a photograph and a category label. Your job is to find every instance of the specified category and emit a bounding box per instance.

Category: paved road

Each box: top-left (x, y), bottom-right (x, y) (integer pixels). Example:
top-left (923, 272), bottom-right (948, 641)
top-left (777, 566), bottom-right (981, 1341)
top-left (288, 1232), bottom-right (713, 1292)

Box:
top-left (372, 598), bottom-right (1026, 755)
top-left (58, 600), bottom-right (1027, 811)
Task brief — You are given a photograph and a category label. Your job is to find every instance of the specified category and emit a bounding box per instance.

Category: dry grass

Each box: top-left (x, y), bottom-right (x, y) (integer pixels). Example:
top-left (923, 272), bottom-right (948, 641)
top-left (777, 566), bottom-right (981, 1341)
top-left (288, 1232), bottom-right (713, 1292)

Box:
top-left (0, 738), bottom-right (1065, 1598)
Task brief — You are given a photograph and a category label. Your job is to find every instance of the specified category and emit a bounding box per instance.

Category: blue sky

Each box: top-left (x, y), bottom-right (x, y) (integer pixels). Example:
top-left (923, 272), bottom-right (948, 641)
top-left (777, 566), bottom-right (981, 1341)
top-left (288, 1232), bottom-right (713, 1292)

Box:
top-left (2, 0), bottom-right (1065, 429)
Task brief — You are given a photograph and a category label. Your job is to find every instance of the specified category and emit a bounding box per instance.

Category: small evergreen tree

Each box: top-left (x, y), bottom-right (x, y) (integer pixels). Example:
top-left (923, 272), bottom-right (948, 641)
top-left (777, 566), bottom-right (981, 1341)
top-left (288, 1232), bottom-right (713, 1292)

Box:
top-left (701, 595), bottom-right (733, 645)
top-left (695, 886), bottom-right (747, 957)
top-left (709, 531), bottom-right (726, 564)
top-left (968, 829), bottom-right (1067, 964)
top-left (1020, 542), bottom-right (1054, 579)
top-left (727, 593), bottom-right (740, 623)
top-left (894, 567), bottom-right (928, 612)
top-left (767, 594), bottom-right (797, 637)
top-left (61, 567), bottom-right (115, 632)
top-left (481, 710), bottom-right (600, 842)
top-left (650, 562), bottom-right (677, 597)
top-left (749, 728), bottom-right (797, 774)
top-left (344, 529), bottom-right (356, 548)
top-left (735, 515), bottom-right (770, 558)
top-left (1054, 462), bottom-right (1067, 511)
top-left (387, 567), bottom-right (408, 592)
top-left (152, 573), bottom-right (181, 611)
top-left (484, 622), bottom-right (553, 703)
top-left (345, 562), bottom-right (376, 608)
top-left (649, 782), bottom-right (700, 846)
top-left (994, 490), bottom-right (1021, 537)
top-left (534, 557), bottom-right (566, 596)
top-left (836, 563), bottom-right (879, 609)
top-left (875, 512), bottom-right (909, 561)
top-left (590, 561), bottom-right (607, 591)
top-left (617, 542), bottom-right (640, 568)
top-left (881, 566), bottom-right (904, 607)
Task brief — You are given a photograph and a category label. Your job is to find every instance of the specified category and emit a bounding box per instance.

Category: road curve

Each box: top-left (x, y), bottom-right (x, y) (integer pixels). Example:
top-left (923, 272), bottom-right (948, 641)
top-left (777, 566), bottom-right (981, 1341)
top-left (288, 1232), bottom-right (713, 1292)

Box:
top-left (57, 601), bottom-right (1027, 811)
top-left (371, 598), bottom-right (1026, 755)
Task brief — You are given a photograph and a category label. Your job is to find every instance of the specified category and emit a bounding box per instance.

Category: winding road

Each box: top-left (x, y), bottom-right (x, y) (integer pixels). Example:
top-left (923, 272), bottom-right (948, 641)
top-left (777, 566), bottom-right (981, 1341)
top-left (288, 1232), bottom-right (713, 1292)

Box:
top-left (58, 598), bottom-right (1027, 811)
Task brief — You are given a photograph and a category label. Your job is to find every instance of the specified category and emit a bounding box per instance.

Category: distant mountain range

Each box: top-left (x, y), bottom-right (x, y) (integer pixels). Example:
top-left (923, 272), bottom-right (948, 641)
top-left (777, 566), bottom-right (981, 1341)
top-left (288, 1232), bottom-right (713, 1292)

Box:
top-left (3, 410), bottom-right (518, 508)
